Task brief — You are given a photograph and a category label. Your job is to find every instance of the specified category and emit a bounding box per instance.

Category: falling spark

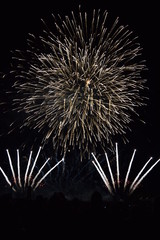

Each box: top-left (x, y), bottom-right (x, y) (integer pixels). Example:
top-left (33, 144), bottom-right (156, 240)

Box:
top-left (0, 146), bottom-right (64, 193)
top-left (92, 143), bottom-right (160, 196)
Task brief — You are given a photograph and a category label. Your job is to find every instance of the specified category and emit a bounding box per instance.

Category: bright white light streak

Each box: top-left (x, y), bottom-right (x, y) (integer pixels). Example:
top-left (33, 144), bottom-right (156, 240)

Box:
top-left (0, 167), bottom-right (16, 192)
top-left (124, 149), bottom-right (136, 189)
top-left (33, 157), bottom-right (64, 191)
top-left (115, 143), bottom-right (120, 188)
top-left (91, 153), bottom-right (113, 194)
top-left (129, 158), bottom-right (160, 194)
top-left (129, 157), bottom-right (153, 192)
top-left (24, 150), bottom-right (33, 188)
top-left (6, 149), bottom-right (17, 186)
top-left (17, 149), bottom-right (22, 188)
top-left (31, 157), bottom-right (50, 188)
top-left (104, 152), bottom-right (116, 190)
top-left (91, 153), bottom-right (108, 185)
top-left (28, 146), bottom-right (42, 185)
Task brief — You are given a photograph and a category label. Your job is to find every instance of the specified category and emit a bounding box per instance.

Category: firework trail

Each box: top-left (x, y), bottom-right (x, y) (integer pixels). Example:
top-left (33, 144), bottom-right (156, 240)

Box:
top-left (0, 146), bottom-right (64, 193)
top-left (9, 6), bottom-right (147, 159)
top-left (92, 143), bottom-right (160, 196)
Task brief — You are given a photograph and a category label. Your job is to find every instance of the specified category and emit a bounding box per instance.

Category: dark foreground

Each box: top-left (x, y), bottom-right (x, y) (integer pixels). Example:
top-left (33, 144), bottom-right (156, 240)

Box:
top-left (0, 191), bottom-right (160, 238)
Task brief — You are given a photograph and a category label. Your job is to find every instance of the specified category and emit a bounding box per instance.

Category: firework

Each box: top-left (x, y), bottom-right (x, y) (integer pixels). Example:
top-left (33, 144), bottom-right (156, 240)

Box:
top-left (10, 7), bottom-right (147, 159)
top-left (92, 143), bottom-right (160, 196)
top-left (0, 146), bottom-right (64, 193)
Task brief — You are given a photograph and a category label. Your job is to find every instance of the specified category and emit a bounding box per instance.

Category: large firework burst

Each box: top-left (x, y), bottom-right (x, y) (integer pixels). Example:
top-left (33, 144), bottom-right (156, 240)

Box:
top-left (10, 7), bottom-right (147, 159)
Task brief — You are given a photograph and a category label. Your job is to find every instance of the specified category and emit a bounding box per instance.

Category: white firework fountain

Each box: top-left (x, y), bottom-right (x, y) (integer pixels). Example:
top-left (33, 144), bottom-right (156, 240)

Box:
top-left (92, 143), bottom-right (160, 201)
top-left (0, 146), bottom-right (64, 198)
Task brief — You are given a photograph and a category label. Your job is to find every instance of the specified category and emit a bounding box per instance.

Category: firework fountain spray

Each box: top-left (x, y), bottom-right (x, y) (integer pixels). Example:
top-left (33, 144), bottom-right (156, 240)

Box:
top-left (0, 146), bottom-right (64, 195)
top-left (9, 6), bottom-right (147, 160)
top-left (92, 143), bottom-right (160, 197)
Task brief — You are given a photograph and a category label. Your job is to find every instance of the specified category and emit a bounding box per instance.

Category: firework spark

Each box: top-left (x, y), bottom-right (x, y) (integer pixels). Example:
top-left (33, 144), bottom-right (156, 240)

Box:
top-left (92, 143), bottom-right (160, 196)
top-left (0, 146), bottom-right (64, 193)
top-left (10, 7), bottom-right (147, 159)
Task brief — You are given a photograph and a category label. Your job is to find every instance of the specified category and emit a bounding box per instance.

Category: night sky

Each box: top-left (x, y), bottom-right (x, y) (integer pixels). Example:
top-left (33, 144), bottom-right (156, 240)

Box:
top-left (0, 0), bottom-right (160, 146)
top-left (0, 0), bottom-right (160, 236)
